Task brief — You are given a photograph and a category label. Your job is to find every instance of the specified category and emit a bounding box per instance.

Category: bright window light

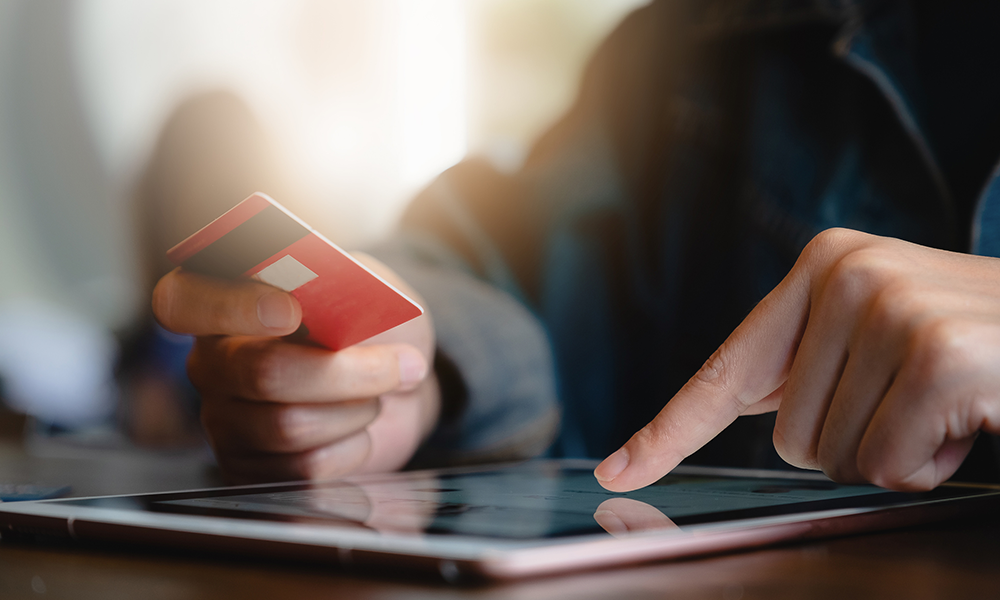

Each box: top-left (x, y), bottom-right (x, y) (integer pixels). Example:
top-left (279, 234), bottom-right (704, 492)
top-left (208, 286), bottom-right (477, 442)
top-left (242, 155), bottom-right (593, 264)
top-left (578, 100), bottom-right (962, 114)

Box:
top-left (396, 0), bottom-right (467, 187)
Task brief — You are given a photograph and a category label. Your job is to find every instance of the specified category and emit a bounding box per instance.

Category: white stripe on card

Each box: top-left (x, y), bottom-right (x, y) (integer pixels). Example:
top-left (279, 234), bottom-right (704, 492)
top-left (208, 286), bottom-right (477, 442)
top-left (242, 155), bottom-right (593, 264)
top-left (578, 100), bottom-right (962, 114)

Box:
top-left (252, 255), bottom-right (318, 292)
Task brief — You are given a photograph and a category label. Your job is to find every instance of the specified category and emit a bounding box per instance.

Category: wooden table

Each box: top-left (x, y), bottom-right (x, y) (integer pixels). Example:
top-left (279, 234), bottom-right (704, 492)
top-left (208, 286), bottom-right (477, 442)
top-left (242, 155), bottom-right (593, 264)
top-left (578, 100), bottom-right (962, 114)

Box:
top-left (0, 439), bottom-right (997, 600)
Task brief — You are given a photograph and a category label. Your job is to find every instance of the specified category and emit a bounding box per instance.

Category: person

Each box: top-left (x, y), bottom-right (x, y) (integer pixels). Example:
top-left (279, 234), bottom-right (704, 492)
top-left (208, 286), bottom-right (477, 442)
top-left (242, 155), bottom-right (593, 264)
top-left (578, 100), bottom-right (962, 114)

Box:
top-left (123, 92), bottom-right (300, 448)
top-left (152, 0), bottom-right (1000, 490)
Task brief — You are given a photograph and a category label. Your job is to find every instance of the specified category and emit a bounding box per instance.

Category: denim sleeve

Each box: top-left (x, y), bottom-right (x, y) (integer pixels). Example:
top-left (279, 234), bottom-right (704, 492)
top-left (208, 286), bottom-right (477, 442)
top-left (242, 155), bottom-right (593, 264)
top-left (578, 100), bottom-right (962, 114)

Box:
top-left (368, 227), bottom-right (560, 466)
top-left (364, 2), bottom-right (674, 463)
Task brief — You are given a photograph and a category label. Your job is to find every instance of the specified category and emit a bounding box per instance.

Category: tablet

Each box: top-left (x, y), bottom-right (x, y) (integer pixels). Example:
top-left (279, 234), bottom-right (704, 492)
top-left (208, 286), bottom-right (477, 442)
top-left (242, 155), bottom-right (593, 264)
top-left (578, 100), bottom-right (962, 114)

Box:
top-left (0, 460), bottom-right (997, 581)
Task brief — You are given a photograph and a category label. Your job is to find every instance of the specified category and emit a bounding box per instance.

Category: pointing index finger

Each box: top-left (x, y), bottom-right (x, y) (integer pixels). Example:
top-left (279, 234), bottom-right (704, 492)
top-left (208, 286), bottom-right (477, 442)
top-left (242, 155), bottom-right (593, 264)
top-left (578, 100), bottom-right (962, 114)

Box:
top-left (595, 268), bottom-right (811, 492)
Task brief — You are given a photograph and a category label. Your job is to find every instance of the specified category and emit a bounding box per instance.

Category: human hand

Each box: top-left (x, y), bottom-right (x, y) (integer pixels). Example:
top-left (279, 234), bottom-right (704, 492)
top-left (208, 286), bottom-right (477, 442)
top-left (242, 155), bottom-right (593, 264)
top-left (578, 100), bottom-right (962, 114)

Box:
top-left (593, 498), bottom-right (677, 538)
top-left (596, 228), bottom-right (1000, 492)
top-left (307, 474), bottom-right (442, 534)
top-left (152, 253), bottom-right (439, 484)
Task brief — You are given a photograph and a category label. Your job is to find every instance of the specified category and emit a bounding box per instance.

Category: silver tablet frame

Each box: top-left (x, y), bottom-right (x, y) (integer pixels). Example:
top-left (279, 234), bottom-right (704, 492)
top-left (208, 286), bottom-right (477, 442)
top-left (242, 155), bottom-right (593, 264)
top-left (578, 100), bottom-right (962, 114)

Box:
top-left (1, 460), bottom-right (997, 581)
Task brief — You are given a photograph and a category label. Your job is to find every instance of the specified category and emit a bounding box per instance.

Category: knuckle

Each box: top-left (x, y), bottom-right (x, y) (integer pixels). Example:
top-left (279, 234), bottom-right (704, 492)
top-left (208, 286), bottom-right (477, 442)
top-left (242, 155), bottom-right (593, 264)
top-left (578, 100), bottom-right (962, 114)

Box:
top-left (633, 419), bottom-right (667, 449)
top-left (815, 446), bottom-right (856, 484)
top-left (771, 426), bottom-right (792, 462)
top-left (692, 347), bottom-right (750, 412)
top-left (800, 228), bottom-right (858, 266)
top-left (280, 433), bottom-right (371, 482)
top-left (919, 317), bottom-right (969, 358)
top-left (854, 456), bottom-right (883, 486)
top-left (970, 395), bottom-right (999, 434)
top-left (267, 407), bottom-right (312, 451)
top-left (293, 445), bottom-right (340, 481)
top-left (908, 317), bottom-right (973, 384)
top-left (243, 349), bottom-right (288, 400)
top-left (693, 349), bottom-right (728, 385)
top-left (631, 420), bottom-right (684, 466)
top-left (855, 447), bottom-right (936, 491)
top-left (804, 228), bottom-right (847, 256)
top-left (772, 423), bottom-right (817, 470)
top-left (339, 348), bottom-right (396, 393)
top-left (347, 398), bottom-right (382, 428)
top-left (863, 279), bottom-right (922, 336)
top-left (856, 457), bottom-right (905, 490)
top-left (208, 294), bottom-right (241, 333)
top-left (822, 247), bottom-right (893, 305)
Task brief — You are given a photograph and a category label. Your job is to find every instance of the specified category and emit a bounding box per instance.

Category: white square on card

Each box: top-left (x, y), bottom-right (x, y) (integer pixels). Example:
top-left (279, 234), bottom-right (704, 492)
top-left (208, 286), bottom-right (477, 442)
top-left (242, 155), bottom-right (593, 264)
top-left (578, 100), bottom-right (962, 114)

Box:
top-left (252, 255), bottom-right (318, 292)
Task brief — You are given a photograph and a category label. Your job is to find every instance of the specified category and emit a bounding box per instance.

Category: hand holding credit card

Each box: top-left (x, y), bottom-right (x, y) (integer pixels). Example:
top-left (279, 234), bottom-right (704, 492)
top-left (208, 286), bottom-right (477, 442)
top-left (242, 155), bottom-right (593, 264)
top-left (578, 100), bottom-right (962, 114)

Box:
top-left (167, 192), bottom-right (423, 350)
top-left (155, 192), bottom-right (436, 484)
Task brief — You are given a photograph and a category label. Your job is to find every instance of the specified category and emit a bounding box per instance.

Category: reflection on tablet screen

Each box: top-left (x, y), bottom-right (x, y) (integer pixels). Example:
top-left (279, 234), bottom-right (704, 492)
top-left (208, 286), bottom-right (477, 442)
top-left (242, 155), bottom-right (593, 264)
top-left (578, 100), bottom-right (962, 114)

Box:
top-left (139, 465), bottom-right (897, 539)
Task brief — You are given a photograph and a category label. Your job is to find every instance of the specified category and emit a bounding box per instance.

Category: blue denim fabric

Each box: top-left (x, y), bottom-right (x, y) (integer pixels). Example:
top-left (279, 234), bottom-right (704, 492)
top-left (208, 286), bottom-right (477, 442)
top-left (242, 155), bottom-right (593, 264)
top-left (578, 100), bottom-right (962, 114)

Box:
top-left (383, 0), bottom-right (1000, 474)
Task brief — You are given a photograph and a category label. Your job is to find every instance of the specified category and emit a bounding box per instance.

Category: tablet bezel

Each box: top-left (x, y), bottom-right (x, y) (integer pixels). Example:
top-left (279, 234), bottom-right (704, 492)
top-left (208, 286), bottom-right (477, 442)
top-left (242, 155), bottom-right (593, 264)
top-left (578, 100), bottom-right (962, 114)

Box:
top-left (0, 460), bottom-right (997, 580)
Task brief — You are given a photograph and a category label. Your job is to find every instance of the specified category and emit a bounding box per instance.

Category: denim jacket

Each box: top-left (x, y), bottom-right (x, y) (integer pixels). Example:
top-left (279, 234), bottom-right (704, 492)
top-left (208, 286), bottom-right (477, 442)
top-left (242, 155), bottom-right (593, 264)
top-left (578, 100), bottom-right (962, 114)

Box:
top-left (374, 0), bottom-right (1000, 478)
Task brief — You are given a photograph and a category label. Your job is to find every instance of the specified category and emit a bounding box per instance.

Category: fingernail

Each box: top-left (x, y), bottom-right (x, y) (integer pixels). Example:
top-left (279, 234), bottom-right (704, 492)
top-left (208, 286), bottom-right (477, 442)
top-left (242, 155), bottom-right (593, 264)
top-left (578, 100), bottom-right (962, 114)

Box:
top-left (257, 291), bottom-right (297, 330)
top-left (593, 510), bottom-right (627, 535)
top-left (397, 349), bottom-right (428, 386)
top-left (595, 447), bottom-right (630, 483)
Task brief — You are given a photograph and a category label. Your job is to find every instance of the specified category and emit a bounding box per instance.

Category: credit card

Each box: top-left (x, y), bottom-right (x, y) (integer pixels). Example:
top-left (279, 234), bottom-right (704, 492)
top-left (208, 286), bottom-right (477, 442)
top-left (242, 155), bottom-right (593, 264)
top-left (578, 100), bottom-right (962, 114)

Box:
top-left (167, 193), bottom-right (423, 350)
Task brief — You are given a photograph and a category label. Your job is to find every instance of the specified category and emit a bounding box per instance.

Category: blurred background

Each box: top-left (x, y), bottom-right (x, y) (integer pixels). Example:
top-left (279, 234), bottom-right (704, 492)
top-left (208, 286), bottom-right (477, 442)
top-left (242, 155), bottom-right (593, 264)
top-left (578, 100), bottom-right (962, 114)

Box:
top-left (0, 0), bottom-right (645, 445)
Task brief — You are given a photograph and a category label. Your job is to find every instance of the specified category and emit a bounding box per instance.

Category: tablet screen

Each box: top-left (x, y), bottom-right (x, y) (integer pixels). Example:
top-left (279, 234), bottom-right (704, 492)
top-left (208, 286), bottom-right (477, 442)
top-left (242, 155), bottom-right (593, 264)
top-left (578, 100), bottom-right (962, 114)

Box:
top-left (58, 462), bottom-right (969, 540)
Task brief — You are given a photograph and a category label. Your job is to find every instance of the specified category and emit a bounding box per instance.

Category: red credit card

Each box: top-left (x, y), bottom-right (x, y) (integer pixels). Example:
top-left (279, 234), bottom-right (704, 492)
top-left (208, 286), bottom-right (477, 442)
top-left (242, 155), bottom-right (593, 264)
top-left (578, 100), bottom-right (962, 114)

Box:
top-left (167, 193), bottom-right (423, 350)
